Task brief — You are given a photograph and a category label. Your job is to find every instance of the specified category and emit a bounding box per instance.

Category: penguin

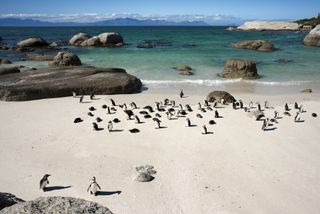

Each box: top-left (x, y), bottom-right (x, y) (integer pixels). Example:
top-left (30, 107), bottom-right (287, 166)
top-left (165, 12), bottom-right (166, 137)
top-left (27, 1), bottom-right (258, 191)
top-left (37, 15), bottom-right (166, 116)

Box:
top-left (72, 91), bottom-right (77, 98)
top-left (155, 113), bottom-right (162, 118)
top-left (144, 114), bottom-right (152, 119)
top-left (202, 125), bottom-right (208, 135)
top-left (110, 98), bottom-right (116, 106)
top-left (215, 110), bottom-right (220, 118)
top-left (106, 107), bottom-right (111, 114)
top-left (213, 101), bottom-right (218, 108)
top-left (196, 113), bottom-right (203, 119)
top-left (264, 101), bottom-right (270, 109)
top-left (256, 114), bottom-right (265, 121)
top-left (204, 100), bottom-right (209, 107)
top-left (79, 96), bottom-right (84, 103)
top-left (171, 100), bottom-right (176, 107)
top-left (294, 102), bottom-right (299, 109)
top-left (143, 105), bottom-right (154, 113)
top-left (294, 112), bottom-right (301, 122)
top-left (107, 121), bottom-right (113, 132)
top-left (312, 113), bottom-right (317, 117)
top-left (257, 103), bottom-right (261, 111)
top-left (139, 111), bottom-right (149, 115)
top-left (119, 103), bottom-right (127, 110)
top-left (166, 111), bottom-right (173, 120)
top-left (185, 104), bottom-right (193, 112)
top-left (93, 122), bottom-right (100, 131)
top-left (274, 111), bottom-right (279, 119)
top-left (88, 112), bottom-right (94, 117)
top-left (221, 99), bottom-right (225, 105)
top-left (87, 176), bottom-right (101, 196)
top-left (102, 104), bottom-right (107, 109)
top-left (156, 102), bottom-right (165, 112)
top-left (249, 101), bottom-right (253, 109)
top-left (113, 118), bottom-right (121, 123)
top-left (124, 110), bottom-right (134, 120)
top-left (110, 107), bottom-right (117, 112)
top-left (90, 93), bottom-right (95, 100)
top-left (89, 106), bottom-right (96, 111)
top-left (74, 118), bottom-right (83, 123)
top-left (232, 102), bottom-right (237, 110)
top-left (285, 103), bottom-right (290, 111)
top-left (164, 99), bottom-right (170, 106)
top-left (179, 104), bottom-right (184, 111)
top-left (180, 90), bottom-right (184, 98)
top-left (186, 118), bottom-right (191, 127)
top-left (130, 102), bottom-right (138, 109)
top-left (261, 118), bottom-right (269, 131)
top-left (153, 118), bottom-right (162, 129)
top-left (40, 174), bottom-right (50, 191)
top-left (129, 128), bottom-right (140, 133)
top-left (239, 100), bottom-right (244, 109)
top-left (298, 105), bottom-right (304, 113)
top-left (96, 117), bottom-right (103, 123)
top-left (284, 111), bottom-right (291, 116)
top-left (207, 106), bottom-right (213, 111)
top-left (201, 108), bottom-right (206, 113)
top-left (135, 115), bottom-right (141, 124)
top-left (198, 102), bottom-right (202, 110)
top-left (209, 120), bottom-right (216, 125)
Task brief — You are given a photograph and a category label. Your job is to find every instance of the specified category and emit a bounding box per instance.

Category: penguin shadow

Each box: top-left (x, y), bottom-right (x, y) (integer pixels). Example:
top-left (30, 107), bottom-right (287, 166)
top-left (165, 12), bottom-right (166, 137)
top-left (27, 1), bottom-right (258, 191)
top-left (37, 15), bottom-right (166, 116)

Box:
top-left (263, 127), bottom-right (277, 131)
top-left (110, 129), bottom-right (124, 132)
top-left (215, 116), bottom-right (224, 119)
top-left (295, 120), bottom-right (305, 123)
top-left (214, 106), bottom-right (225, 109)
top-left (135, 121), bottom-right (146, 124)
top-left (44, 185), bottom-right (72, 192)
top-left (81, 101), bottom-right (93, 104)
top-left (91, 98), bottom-right (101, 101)
top-left (95, 128), bottom-right (104, 131)
top-left (155, 126), bottom-right (167, 129)
top-left (168, 118), bottom-right (178, 120)
top-left (97, 190), bottom-right (122, 196)
top-left (202, 131), bottom-right (213, 135)
top-left (187, 124), bottom-right (197, 127)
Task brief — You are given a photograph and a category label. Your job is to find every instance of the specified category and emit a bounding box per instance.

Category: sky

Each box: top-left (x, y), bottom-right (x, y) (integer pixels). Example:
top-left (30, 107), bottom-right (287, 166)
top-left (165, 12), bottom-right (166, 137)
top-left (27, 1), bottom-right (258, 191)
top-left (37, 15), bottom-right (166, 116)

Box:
top-left (0, 0), bottom-right (319, 23)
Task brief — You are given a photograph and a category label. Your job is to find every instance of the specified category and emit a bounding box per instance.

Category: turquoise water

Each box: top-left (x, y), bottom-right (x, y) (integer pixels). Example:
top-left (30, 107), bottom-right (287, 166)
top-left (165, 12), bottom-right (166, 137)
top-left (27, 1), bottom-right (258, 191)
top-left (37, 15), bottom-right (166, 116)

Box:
top-left (1, 26), bottom-right (320, 91)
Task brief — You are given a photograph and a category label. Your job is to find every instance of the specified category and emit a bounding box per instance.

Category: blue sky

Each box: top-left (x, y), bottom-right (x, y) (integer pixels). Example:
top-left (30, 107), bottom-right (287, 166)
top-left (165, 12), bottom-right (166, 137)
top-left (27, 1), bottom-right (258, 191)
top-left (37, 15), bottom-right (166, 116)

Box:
top-left (0, 0), bottom-right (319, 23)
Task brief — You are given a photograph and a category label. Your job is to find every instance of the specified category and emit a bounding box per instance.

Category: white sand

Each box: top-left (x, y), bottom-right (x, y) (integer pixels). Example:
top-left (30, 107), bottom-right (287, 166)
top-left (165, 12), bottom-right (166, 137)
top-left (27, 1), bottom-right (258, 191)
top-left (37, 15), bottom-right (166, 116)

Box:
top-left (0, 92), bottom-right (319, 214)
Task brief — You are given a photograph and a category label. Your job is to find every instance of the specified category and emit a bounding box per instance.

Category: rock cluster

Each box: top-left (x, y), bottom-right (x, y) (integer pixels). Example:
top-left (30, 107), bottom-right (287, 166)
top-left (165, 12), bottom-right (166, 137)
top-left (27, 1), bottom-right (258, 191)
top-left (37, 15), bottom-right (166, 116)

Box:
top-left (49, 51), bottom-right (82, 66)
top-left (206, 91), bottom-right (236, 104)
top-left (303, 24), bottom-right (320, 47)
top-left (69, 32), bottom-right (124, 47)
top-left (0, 196), bottom-right (113, 214)
top-left (134, 165), bottom-right (157, 182)
top-left (232, 40), bottom-right (276, 52)
top-left (0, 66), bottom-right (142, 101)
top-left (219, 59), bottom-right (260, 79)
top-left (0, 192), bottom-right (24, 210)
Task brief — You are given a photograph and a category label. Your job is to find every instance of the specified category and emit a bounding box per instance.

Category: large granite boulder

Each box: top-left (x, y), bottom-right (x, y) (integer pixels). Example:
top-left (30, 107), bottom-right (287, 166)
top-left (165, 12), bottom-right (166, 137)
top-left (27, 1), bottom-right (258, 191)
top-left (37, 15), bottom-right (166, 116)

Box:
top-left (49, 51), bottom-right (81, 66)
top-left (17, 37), bottom-right (48, 48)
top-left (81, 36), bottom-right (101, 47)
top-left (0, 196), bottom-right (113, 214)
top-left (303, 24), bottom-right (320, 47)
top-left (206, 91), bottom-right (236, 104)
top-left (0, 192), bottom-right (24, 210)
top-left (233, 40), bottom-right (276, 52)
top-left (0, 66), bottom-right (142, 101)
top-left (0, 67), bottom-right (20, 76)
top-left (26, 53), bottom-right (54, 61)
top-left (69, 32), bottom-right (91, 46)
top-left (219, 59), bottom-right (260, 79)
top-left (98, 32), bottom-right (124, 47)
top-left (0, 58), bottom-right (11, 64)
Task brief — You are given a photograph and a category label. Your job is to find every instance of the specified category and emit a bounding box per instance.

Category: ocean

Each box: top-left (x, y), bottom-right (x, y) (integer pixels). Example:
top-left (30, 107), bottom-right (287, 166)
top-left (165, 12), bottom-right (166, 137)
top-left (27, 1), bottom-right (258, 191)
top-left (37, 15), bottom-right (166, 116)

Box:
top-left (1, 26), bottom-right (320, 94)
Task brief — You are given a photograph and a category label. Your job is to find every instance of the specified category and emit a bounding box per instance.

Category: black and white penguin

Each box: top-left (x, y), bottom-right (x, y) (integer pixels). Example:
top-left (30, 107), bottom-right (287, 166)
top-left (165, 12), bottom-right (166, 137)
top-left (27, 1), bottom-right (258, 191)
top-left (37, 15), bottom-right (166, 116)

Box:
top-left (143, 105), bottom-right (154, 113)
top-left (135, 115), bottom-right (141, 124)
top-left (124, 110), bottom-right (134, 120)
top-left (185, 104), bottom-right (193, 112)
top-left (107, 121), bottom-right (113, 132)
top-left (155, 113), bottom-right (162, 118)
top-left (93, 122), bottom-right (102, 131)
top-left (153, 118), bottom-right (162, 129)
top-left (285, 103), bottom-right (290, 111)
top-left (79, 96), bottom-right (84, 103)
top-left (166, 111), bottom-right (173, 120)
top-left (249, 101), bottom-right (253, 109)
top-left (102, 104), bottom-right (107, 109)
top-left (202, 125), bottom-right (208, 135)
top-left (89, 106), bottom-right (96, 111)
top-left (257, 102), bottom-right (261, 111)
top-left (113, 118), bottom-right (121, 123)
top-left (171, 100), bottom-right (176, 107)
top-left (72, 91), bottom-right (77, 98)
top-left (156, 102), bottom-right (165, 112)
top-left (180, 90), bottom-right (184, 98)
top-left (215, 110), bottom-right (220, 118)
top-left (232, 102), bottom-right (237, 110)
top-left (96, 117), bottom-right (103, 123)
top-left (204, 100), bottom-right (209, 107)
top-left (87, 176), bottom-right (101, 196)
top-left (74, 118), bottom-right (83, 123)
top-left (40, 174), bottom-right (50, 191)
top-left (274, 111), bottom-right (279, 119)
top-left (90, 92), bottom-right (95, 100)
top-left (88, 112), bottom-right (94, 117)
top-left (239, 100), bottom-right (244, 109)
top-left (209, 120), bottom-right (216, 125)
top-left (294, 102), bottom-right (299, 109)
top-left (186, 118), bottom-right (191, 127)
top-left (284, 111), bottom-right (291, 116)
top-left (106, 107), bottom-right (112, 114)
top-left (110, 98), bottom-right (116, 106)
top-left (196, 113), bottom-right (203, 119)
top-left (164, 99), bottom-right (170, 106)
top-left (129, 128), bottom-right (140, 133)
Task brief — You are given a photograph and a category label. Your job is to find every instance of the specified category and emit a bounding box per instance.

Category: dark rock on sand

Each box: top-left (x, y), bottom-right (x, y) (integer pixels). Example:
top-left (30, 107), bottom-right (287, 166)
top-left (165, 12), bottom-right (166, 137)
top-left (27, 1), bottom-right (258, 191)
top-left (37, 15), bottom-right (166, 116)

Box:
top-left (17, 37), bottom-right (48, 48)
top-left (0, 196), bottom-right (113, 214)
top-left (0, 66), bottom-right (142, 101)
top-left (304, 25), bottom-right (320, 47)
top-left (174, 65), bottom-right (194, 75)
top-left (137, 39), bottom-right (172, 48)
top-left (69, 32), bottom-right (91, 46)
top-left (0, 67), bottom-right (20, 76)
top-left (49, 51), bottom-right (81, 66)
top-left (206, 91), bottom-right (236, 104)
top-left (219, 59), bottom-right (260, 79)
top-left (0, 58), bottom-right (11, 64)
top-left (301, 88), bottom-right (312, 93)
top-left (0, 192), bottom-right (24, 210)
top-left (26, 53), bottom-right (54, 61)
top-left (233, 40), bottom-right (276, 52)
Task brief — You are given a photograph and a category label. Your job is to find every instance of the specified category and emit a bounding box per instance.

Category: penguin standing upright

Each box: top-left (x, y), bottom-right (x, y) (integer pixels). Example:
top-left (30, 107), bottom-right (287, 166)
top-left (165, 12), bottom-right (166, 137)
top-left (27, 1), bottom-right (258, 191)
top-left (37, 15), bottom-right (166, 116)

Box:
top-left (87, 176), bottom-right (101, 196)
top-left (72, 91), bottom-right (77, 98)
top-left (135, 115), bottom-right (141, 124)
top-left (107, 121), bottom-right (113, 132)
top-left (215, 110), bottom-right (220, 118)
top-left (285, 103), bottom-right (290, 111)
top-left (232, 102), bottom-right (237, 110)
top-left (40, 174), bottom-right (50, 191)
top-left (180, 90), bottom-right (184, 98)
top-left (202, 125), bottom-right (208, 135)
top-left (186, 118), bottom-right (191, 127)
top-left (79, 96), bottom-right (84, 103)
top-left (239, 100), bottom-right (244, 109)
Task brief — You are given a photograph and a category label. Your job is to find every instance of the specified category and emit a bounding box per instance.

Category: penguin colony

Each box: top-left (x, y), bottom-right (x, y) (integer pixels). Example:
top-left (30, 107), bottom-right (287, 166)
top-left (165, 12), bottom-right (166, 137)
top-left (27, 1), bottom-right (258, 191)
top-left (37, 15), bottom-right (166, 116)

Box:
top-left (73, 91), bottom-right (316, 135)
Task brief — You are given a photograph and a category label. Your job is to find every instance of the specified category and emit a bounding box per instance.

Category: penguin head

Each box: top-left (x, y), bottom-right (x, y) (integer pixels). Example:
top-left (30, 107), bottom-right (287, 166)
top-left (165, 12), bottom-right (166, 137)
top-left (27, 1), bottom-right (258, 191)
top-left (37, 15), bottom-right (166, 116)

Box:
top-left (44, 174), bottom-right (51, 178)
top-left (92, 176), bottom-right (96, 181)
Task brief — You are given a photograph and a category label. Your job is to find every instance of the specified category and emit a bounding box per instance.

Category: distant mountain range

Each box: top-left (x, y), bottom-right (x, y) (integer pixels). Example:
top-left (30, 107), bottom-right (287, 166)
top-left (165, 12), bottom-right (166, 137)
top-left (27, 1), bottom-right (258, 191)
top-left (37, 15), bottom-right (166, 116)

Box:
top-left (0, 18), bottom-right (209, 26)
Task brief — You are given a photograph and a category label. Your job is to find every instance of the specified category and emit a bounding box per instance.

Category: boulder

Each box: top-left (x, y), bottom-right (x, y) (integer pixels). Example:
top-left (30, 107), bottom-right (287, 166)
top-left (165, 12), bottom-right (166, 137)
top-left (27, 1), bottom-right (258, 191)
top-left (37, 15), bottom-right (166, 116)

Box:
top-left (48, 42), bottom-right (59, 48)
top-left (17, 37), bottom-right (48, 48)
top-left (0, 58), bottom-right (11, 64)
top-left (233, 40), bottom-right (276, 52)
top-left (206, 91), bottom-right (236, 104)
top-left (0, 192), bottom-right (24, 210)
top-left (69, 32), bottom-right (91, 46)
top-left (49, 51), bottom-right (81, 66)
top-left (0, 67), bottom-right (20, 76)
top-left (81, 36), bottom-right (101, 47)
top-left (134, 165), bottom-right (156, 182)
top-left (0, 196), bottom-right (113, 214)
top-left (98, 32), bottom-right (124, 47)
top-left (26, 53), bottom-right (54, 61)
top-left (174, 65), bottom-right (194, 75)
top-left (237, 21), bottom-right (300, 31)
top-left (0, 66), bottom-right (142, 101)
top-left (303, 24), bottom-right (320, 47)
top-left (219, 59), bottom-right (260, 79)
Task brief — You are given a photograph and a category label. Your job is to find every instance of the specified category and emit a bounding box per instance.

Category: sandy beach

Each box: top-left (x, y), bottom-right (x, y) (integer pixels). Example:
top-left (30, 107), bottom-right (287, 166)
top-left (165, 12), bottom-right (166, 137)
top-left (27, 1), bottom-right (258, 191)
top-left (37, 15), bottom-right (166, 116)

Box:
top-left (0, 90), bottom-right (319, 214)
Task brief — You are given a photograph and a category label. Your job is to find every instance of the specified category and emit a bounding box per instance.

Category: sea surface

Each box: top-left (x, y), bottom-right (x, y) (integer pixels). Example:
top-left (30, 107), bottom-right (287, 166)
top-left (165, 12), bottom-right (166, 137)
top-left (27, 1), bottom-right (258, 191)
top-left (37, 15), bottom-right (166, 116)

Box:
top-left (1, 26), bottom-right (320, 94)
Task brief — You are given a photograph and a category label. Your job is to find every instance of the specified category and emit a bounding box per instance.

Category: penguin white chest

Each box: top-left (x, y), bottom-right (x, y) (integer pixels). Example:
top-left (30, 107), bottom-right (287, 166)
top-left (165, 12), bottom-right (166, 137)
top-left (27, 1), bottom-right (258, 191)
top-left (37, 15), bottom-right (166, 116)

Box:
top-left (90, 183), bottom-right (98, 194)
top-left (40, 180), bottom-right (48, 189)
